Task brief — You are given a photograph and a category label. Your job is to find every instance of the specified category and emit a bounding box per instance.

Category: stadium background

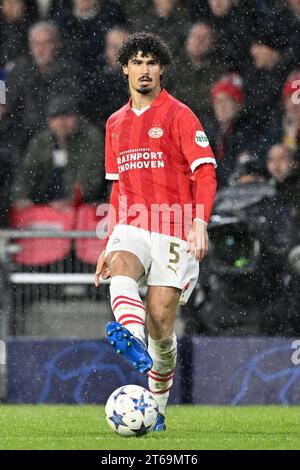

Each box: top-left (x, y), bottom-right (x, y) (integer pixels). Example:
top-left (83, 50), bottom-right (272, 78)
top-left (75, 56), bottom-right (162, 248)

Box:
top-left (0, 0), bottom-right (300, 408)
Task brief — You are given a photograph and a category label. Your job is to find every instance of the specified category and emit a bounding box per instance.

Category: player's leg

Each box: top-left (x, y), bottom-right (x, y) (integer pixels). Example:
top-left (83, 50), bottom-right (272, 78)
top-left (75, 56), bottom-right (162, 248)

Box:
top-left (105, 250), bottom-right (153, 373)
top-left (145, 285), bottom-right (181, 430)
top-left (106, 250), bottom-right (146, 342)
top-left (103, 225), bottom-right (153, 373)
top-left (145, 232), bottom-right (199, 429)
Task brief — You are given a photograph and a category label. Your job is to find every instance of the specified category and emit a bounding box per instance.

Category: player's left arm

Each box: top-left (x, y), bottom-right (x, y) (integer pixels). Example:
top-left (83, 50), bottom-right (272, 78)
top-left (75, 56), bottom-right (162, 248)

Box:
top-left (187, 163), bottom-right (217, 261)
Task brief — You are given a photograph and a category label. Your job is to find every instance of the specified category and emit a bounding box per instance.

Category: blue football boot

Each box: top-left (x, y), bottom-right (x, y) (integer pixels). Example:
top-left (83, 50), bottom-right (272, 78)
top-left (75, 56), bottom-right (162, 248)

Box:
top-left (106, 321), bottom-right (153, 374)
top-left (153, 413), bottom-right (166, 431)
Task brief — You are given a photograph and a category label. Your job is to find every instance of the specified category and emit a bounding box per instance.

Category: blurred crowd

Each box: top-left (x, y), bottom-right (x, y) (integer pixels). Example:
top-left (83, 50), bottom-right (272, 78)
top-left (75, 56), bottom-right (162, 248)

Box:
top-left (1, 0), bottom-right (300, 336)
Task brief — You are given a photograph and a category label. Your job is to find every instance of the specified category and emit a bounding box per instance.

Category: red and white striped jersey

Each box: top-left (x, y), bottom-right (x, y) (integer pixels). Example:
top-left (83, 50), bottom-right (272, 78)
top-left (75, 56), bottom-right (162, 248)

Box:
top-left (105, 88), bottom-right (216, 238)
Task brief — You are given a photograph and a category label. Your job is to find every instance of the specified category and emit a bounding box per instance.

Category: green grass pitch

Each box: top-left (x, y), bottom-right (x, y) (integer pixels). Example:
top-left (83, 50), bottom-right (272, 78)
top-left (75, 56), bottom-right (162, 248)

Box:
top-left (0, 405), bottom-right (299, 450)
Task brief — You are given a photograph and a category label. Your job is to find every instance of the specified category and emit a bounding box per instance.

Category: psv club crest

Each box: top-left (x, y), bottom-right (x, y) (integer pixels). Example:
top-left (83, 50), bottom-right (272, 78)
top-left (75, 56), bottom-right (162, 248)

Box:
top-left (148, 127), bottom-right (164, 138)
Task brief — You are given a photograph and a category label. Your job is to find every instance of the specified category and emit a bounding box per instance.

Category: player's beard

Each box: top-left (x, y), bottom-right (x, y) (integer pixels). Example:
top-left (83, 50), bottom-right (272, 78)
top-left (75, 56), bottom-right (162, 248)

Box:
top-left (136, 85), bottom-right (152, 95)
top-left (136, 76), bottom-right (153, 95)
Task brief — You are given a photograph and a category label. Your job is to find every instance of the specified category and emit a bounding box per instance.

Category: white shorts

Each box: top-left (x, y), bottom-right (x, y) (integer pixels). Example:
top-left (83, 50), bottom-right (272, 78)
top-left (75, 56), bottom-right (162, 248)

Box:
top-left (105, 224), bottom-right (199, 304)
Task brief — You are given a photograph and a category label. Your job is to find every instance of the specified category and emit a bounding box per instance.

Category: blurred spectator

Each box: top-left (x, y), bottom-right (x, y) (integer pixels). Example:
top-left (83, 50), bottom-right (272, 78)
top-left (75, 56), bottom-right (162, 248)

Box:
top-left (281, 71), bottom-right (300, 149)
top-left (186, 0), bottom-right (252, 71)
top-left (84, 26), bottom-right (129, 124)
top-left (288, 0), bottom-right (300, 17)
top-left (118, 0), bottom-right (148, 22)
top-left (12, 94), bottom-right (105, 208)
top-left (6, 20), bottom-right (83, 153)
top-left (49, 0), bottom-right (125, 21)
top-left (267, 143), bottom-right (300, 226)
top-left (133, 0), bottom-right (190, 55)
top-left (284, 0), bottom-right (300, 66)
top-left (257, 3), bottom-right (300, 68)
top-left (174, 22), bottom-right (226, 123)
top-left (0, 0), bottom-right (39, 69)
top-left (0, 102), bottom-right (18, 227)
top-left (242, 13), bottom-right (291, 135)
top-left (48, 0), bottom-right (71, 17)
top-left (207, 0), bottom-right (236, 17)
top-left (229, 150), bottom-right (267, 185)
top-left (210, 73), bottom-right (255, 187)
top-left (53, 0), bottom-right (126, 72)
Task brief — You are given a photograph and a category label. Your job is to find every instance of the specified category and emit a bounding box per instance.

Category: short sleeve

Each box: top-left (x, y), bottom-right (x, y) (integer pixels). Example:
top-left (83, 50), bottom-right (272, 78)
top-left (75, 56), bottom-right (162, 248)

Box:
top-left (105, 122), bottom-right (119, 180)
top-left (177, 108), bottom-right (216, 173)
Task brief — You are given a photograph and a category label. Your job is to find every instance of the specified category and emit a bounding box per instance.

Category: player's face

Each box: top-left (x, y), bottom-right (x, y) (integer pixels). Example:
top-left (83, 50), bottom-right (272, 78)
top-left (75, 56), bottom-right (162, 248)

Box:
top-left (123, 51), bottom-right (164, 95)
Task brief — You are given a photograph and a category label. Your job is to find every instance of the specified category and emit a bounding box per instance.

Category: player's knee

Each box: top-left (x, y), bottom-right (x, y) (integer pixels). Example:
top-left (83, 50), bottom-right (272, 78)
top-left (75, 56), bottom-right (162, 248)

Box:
top-left (108, 252), bottom-right (130, 275)
top-left (107, 252), bottom-right (142, 279)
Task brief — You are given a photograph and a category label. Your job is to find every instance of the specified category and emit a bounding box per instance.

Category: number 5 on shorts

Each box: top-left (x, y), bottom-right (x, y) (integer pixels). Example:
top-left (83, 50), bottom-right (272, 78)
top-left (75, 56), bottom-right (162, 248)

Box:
top-left (169, 242), bottom-right (180, 264)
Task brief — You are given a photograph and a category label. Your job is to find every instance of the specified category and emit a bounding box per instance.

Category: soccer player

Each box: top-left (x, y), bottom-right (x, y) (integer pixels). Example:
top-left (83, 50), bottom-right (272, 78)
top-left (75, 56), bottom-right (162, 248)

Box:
top-left (95, 33), bottom-right (217, 431)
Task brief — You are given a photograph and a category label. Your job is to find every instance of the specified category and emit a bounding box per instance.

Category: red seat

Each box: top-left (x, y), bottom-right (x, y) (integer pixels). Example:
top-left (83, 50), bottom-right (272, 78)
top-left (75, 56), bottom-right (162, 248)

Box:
top-left (10, 205), bottom-right (75, 266)
top-left (75, 204), bottom-right (106, 264)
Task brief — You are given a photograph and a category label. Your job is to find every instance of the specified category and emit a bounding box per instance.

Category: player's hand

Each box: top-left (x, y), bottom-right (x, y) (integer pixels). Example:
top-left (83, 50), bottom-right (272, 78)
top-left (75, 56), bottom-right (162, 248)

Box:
top-left (187, 219), bottom-right (209, 261)
top-left (95, 251), bottom-right (110, 287)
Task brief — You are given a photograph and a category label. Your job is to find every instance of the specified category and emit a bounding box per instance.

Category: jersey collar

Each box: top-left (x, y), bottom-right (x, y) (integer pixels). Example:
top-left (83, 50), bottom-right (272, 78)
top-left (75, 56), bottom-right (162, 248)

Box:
top-left (125, 88), bottom-right (169, 112)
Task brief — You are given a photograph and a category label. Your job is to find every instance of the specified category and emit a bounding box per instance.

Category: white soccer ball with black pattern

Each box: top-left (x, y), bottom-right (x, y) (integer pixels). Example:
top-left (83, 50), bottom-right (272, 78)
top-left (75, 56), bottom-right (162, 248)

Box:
top-left (105, 385), bottom-right (159, 437)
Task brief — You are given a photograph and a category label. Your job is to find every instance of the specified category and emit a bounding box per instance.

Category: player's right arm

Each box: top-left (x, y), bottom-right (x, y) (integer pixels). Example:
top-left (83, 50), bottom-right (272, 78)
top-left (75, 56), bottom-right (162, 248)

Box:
top-left (95, 120), bottom-right (119, 287)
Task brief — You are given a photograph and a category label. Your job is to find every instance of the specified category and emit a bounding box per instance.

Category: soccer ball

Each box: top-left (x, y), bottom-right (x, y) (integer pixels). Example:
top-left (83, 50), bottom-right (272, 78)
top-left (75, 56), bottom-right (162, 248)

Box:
top-left (105, 385), bottom-right (159, 437)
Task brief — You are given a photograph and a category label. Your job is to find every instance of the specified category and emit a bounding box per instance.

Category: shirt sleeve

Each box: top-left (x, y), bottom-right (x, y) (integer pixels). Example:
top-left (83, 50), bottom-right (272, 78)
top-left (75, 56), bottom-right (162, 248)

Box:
top-left (176, 108), bottom-right (217, 173)
top-left (105, 122), bottom-right (119, 181)
top-left (194, 163), bottom-right (217, 224)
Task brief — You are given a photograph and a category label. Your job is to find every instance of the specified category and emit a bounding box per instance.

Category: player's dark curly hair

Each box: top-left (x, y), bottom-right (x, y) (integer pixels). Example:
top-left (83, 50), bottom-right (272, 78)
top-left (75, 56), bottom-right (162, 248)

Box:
top-left (117, 32), bottom-right (172, 67)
